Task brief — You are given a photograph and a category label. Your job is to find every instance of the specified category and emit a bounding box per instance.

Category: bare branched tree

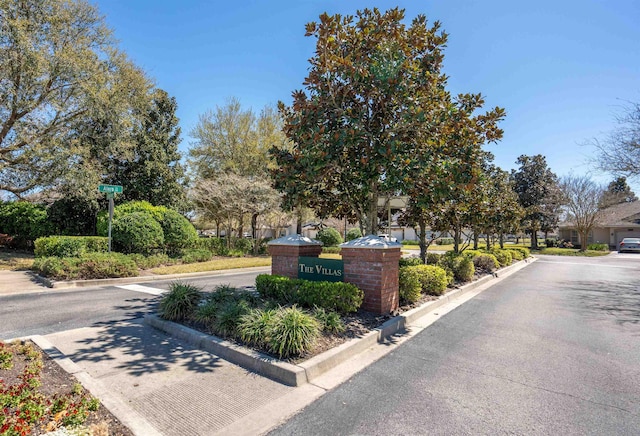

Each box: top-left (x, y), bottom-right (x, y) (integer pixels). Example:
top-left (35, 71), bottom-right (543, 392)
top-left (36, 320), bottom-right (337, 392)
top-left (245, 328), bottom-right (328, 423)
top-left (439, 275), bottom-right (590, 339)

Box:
top-left (560, 175), bottom-right (604, 252)
top-left (593, 101), bottom-right (640, 181)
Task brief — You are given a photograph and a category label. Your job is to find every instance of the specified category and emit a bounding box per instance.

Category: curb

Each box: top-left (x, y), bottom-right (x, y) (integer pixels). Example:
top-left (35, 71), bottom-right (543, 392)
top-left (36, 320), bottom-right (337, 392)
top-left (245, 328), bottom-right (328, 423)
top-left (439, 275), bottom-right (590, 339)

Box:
top-left (40, 266), bottom-right (271, 289)
top-left (13, 335), bottom-right (162, 436)
top-left (146, 257), bottom-right (538, 387)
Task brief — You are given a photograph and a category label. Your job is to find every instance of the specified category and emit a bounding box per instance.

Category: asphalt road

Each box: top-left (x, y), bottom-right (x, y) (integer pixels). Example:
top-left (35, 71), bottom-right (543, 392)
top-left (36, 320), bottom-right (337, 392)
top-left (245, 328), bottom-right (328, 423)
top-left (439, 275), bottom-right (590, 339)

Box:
top-left (271, 254), bottom-right (640, 435)
top-left (0, 270), bottom-right (262, 339)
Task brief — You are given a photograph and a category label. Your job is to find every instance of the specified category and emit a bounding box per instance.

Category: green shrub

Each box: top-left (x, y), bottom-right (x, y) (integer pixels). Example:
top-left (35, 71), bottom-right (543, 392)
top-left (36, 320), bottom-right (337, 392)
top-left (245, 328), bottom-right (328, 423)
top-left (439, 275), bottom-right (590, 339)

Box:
top-left (232, 237), bottom-right (254, 254)
top-left (491, 249), bottom-right (513, 267)
top-left (191, 237), bottom-right (226, 256)
top-left (312, 307), bottom-right (345, 334)
top-left (159, 282), bottom-right (203, 321)
top-left (34, 236), bottom-right (108, 258)
top-left (46, 196), bottom-right (99, 236)
top-left (321, 246), bottom-right (342, 254)
top-left (473, 254), bottom-right (500, 273)
top-left (587, 243), bottom-right (609, 251)
top-left (399, 266), bottom-right (422, 303)
top-left (112, 212), bottom-right (164, 254)
top-left (296, 280), bottom-right (363, 314)
top-left (32, 253), bottom-right (138, 280)
top-left (401, 239), bottom-right (419, 245)
top-left (426, 252), bottom-right (442, 265)
top-left (439, 253), bottom-right (474, 282)
top-left (453, 256), bottom-right (475, 282)
top-left (256, 274), bottom-right (363, 313)
top-left (507, 249), bottom-right (524, 261)
top-left (238, 308), bottom-right (277, 346)
top-left (268, 306), bottom-right (320, 358)
top-left (545, 238), bottom-right (557, 248)
top-left (346, 228), bottom-right (362, 241)
top-left (127, 253), bottom-right (172, 269)
top-left (181, 248), bottom-right (213, 263)
top-left (316, 227), bottom-right (343, 247)
top-left (412, 265), bottom-right (449, 296)
top-left (436, 237), bottom-right (454, 245)
top-left (161, 209), bottom-right (198, 255)
top-left (509, 246), bottom-right (530, 258)
top-left (0, 201), bottom-right (53, 244)
top-left (213, 299), bottom-right (251, 338)
top-left (256, 274), bottom-right (297, 302)
top-left (399, 257), bottom-right (422, 267)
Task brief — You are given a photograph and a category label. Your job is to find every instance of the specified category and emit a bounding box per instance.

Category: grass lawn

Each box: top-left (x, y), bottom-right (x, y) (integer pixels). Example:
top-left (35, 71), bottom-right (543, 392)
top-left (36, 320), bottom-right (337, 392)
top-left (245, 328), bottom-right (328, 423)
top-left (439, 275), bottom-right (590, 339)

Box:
top-left (0, 249), bottom-right (34, 271)
top-left (402, 244), bottom-right (454, 251)
top-left (150, 256), bottom-right (271, 275)
top-left (535, 247), bottom-right (610, 257)
top-left (319, 253), bottom-right (342, 260)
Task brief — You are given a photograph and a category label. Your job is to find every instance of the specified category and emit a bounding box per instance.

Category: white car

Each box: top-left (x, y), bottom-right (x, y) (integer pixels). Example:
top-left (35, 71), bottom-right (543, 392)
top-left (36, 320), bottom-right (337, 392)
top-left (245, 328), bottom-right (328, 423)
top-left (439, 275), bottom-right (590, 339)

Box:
top-left (618, 238), bottom-right (640, 253)
top-left (378, 234), bottom-right (398, 242)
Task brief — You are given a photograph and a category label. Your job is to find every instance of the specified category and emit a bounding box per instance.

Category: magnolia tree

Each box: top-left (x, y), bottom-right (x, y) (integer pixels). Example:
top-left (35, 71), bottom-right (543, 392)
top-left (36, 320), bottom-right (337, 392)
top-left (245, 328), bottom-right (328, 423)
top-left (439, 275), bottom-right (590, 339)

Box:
top-left (273, 8), bottom-right (504, 237)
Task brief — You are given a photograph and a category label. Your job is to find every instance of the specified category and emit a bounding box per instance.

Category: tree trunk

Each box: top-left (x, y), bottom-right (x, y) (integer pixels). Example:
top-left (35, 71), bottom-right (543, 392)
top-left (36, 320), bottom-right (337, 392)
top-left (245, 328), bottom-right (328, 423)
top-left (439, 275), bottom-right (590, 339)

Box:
top-left (531, 226), bottom-right (539, 250)
top-left (366, 189), bottom-right (379, 235)
top-left (499, 232), bottom-right (505, 249)
top-left (579, 230), bottom-right (588, 252)
top-left (418, 216), bottom-right (427, 264)
top-left (453, 222), bottom-right (461, 253)
top-left (473, 232), bottom-right (479, 250)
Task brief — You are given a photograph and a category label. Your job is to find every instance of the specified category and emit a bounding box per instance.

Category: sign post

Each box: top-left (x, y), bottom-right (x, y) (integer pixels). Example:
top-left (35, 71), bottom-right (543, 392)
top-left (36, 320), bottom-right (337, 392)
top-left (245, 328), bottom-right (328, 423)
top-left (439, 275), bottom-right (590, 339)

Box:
top-left (99, 185), bottom-right (123, 252)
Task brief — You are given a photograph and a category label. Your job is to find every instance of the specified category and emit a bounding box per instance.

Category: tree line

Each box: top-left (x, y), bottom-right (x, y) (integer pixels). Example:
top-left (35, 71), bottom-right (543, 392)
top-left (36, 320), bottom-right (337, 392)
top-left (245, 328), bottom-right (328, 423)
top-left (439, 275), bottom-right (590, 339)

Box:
top-left (1, 2), bottom-right (638, 256)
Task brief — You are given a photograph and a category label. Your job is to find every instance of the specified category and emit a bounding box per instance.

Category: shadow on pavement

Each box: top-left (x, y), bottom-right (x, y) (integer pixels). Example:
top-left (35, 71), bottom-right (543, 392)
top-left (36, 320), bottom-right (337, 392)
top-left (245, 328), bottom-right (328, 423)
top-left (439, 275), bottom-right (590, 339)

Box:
top-left (64, 297), bottom-right (224, 377)
top-left (564, 280), bottom-right (640, 328)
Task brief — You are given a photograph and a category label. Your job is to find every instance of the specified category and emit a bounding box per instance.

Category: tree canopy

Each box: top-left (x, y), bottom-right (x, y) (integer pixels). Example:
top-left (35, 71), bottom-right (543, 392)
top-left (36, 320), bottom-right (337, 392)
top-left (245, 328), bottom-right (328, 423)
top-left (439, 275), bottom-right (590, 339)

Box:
top-left (511, 154), bottom-right (562, 249)
top-left (560, 175), bottom-right (603, 251)
top-left (0, 0), bottom-right (153, 198)
top-left (599, 176), bottom-right (637, 208)
top-left (594, 101), bottom-right (640, 182)
top-left (273, 8), bottom-right (504, 235)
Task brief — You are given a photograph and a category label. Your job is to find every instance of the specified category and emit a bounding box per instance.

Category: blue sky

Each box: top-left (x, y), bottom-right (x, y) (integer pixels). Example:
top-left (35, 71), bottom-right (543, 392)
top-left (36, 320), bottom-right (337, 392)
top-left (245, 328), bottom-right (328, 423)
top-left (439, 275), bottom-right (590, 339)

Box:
top-left (94, 0), bottom-right (640, 190)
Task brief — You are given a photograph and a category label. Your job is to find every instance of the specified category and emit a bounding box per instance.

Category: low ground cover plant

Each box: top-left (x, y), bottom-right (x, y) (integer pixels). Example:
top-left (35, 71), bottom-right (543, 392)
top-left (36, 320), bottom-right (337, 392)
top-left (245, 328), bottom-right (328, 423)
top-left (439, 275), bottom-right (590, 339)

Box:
top-left (32, 252), bottom-right (139, 280)
top-left (0, 340), bottom-right (103, 435)
top-left (34, 236), bottom-right (108, 258)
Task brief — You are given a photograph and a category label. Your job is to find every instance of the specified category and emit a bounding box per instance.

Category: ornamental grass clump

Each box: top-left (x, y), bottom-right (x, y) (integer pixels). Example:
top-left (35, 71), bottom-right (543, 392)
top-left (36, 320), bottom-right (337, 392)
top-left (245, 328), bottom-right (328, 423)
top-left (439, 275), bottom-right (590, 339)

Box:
top-left (212, 299), bottom-right (251, 338)
top-left (238, 308), bottom-right (278, 347)
top-left (159, 282), bottom-right (203, 321)
top-left (268, 306), bottom-right (320, 359)
top-left (312, 307), bottom-right (345, 334)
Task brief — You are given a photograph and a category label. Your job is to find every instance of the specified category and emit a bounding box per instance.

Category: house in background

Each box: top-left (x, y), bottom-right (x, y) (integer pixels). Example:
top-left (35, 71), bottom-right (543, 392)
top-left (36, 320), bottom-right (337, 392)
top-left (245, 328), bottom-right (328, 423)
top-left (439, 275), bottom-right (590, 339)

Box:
top-left (558, 201), bottom-right (640, 249)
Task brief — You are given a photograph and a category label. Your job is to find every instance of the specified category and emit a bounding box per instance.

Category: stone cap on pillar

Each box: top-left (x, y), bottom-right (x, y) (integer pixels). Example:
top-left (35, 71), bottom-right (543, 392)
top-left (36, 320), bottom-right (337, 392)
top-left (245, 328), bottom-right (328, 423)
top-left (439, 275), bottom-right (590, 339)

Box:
top-left (267, 234), bottom-right (322, 246)
top-left (340, 234), bottom-right (402, 249)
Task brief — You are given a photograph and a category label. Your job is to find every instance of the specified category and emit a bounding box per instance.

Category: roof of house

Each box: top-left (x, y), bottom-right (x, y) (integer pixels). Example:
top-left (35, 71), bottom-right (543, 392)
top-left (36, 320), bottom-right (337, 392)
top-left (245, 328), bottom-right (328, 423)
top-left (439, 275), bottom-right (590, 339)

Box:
top-left (559, 200), bottom-right (640, 228)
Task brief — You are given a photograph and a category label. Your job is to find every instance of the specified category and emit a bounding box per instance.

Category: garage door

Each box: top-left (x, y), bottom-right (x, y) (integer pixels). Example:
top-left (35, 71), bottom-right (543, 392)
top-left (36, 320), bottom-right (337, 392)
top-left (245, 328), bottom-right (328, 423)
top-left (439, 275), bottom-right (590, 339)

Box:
top-left (615, 229), bottom-right (640, 245)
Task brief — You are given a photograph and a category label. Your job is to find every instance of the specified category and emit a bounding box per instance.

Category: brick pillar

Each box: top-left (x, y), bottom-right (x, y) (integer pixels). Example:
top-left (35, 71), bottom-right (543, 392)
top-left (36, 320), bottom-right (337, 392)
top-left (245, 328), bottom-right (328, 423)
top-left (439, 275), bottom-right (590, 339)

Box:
top-left (340, 235), bottom-right (401, 315)
top-left (267, 234), bottom-right (323, 279)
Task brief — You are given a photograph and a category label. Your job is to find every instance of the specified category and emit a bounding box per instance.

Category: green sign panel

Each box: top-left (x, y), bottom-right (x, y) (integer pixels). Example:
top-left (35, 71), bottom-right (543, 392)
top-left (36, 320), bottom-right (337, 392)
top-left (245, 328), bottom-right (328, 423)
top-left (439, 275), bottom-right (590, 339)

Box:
top-left (98, 184), bottom-right (123, 194)
top-left (298, 256), bottom-right (344, 282)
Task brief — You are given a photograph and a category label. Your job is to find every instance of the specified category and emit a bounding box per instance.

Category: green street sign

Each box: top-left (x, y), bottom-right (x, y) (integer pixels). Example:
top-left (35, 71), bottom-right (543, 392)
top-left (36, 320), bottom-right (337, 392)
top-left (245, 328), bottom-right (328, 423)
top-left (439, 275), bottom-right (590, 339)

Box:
top-left (298, 256), bottom-right (344, 282)
top-left (99, 184), bottom-right (123, 194)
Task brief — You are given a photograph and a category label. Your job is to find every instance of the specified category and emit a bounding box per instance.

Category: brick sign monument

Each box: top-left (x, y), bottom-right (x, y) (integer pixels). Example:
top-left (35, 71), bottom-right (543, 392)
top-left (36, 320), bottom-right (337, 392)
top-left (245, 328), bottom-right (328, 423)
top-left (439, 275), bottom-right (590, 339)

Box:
top-left (267, 234), bottom-right (401, 314)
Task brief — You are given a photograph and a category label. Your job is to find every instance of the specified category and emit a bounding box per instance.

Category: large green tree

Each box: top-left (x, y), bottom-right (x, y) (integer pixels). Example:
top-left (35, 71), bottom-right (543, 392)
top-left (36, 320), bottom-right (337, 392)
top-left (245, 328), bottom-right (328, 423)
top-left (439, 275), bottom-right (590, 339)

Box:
top-left (599, 176), bottom-right (637, 208)
top-left (511, 155), bottom-right (562, 249)
top-left (103, 88), bottom-right (187, 211)
top-left (0, 0), bottom-right (151, 198)
top-left (189, 98), bottom-right (286, 179)
top-left (273, 8), bottom-right (504, 235)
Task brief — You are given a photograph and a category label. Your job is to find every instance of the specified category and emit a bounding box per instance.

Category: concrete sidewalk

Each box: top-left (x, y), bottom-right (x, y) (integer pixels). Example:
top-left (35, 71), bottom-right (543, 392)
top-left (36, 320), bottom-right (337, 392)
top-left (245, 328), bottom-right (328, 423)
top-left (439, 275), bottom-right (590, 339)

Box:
top-left (32, 259), bottom-right (536, 435)
top-left (0, 270), bottom-right (50, 295)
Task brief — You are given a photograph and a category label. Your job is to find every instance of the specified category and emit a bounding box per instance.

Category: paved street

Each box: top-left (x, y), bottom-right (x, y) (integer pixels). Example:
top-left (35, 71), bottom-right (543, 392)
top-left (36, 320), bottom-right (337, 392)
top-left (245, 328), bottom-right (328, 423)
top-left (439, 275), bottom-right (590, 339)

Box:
top-left (271, 254), bottom-right (640, 435)
top-left (0, 270), bottom-right (262, 339)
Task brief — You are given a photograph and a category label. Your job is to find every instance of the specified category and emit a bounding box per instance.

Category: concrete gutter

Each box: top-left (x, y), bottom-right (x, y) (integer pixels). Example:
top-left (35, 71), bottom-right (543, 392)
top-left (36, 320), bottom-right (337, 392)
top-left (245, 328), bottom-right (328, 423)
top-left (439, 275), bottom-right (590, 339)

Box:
top-left (146, 257), bottom-right (538, 387)
top-left (39, 266), bottom-right (271, 289)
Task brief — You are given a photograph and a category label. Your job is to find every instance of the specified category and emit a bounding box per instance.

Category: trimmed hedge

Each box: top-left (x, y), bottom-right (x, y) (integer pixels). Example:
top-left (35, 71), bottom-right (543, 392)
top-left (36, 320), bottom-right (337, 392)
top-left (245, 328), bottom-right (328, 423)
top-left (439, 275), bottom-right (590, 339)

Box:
top-left (255, 274), bottom-right (363, 313)
top-left (34, 236), bottom-right (108, 258)
top-left (112, 212), bottom-right (164, 254)
top-left (316, 227), bottom-right (343, 247)
top-left (491, 249), bottom-right (513, 267)
top-left (399, 266), bottom-right (421, 303)
top-left (32, 253), bottom-right (138, 280)
top-left (411, 264), bottom-right (449, 296)
top-left (0, 201), bottom-right (53, 245)
top-left (161, 209), bottom-right (198, 254)
top-left (346, 228), bottom-right (362, 241)
top-left (473, 253), bottom-right (500, 273)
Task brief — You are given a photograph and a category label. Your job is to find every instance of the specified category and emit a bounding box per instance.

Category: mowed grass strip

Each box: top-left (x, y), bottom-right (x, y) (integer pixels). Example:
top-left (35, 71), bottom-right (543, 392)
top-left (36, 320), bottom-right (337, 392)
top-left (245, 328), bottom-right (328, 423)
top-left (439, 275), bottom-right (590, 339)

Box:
top-left (0, 250), bottom-right (35, 271)
top-left (537, 247), bottom-right (610, 257)
top-left (150, 256), bottom-right (271, 275)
